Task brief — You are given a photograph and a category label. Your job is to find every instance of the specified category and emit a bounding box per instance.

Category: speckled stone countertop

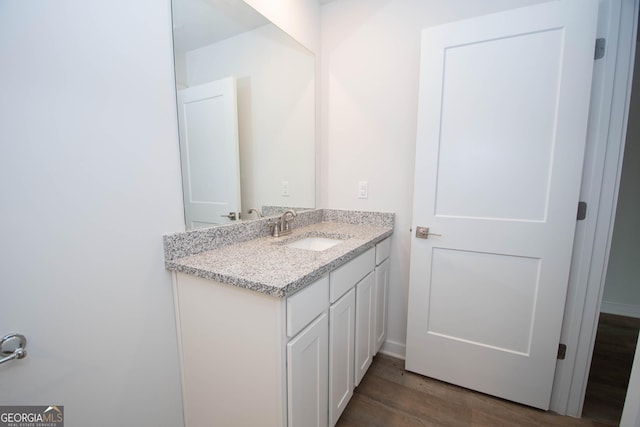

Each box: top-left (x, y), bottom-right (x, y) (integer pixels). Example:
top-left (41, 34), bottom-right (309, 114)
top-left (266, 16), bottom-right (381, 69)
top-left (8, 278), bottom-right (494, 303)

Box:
top-left (164, 209), bottom-right (393, 298)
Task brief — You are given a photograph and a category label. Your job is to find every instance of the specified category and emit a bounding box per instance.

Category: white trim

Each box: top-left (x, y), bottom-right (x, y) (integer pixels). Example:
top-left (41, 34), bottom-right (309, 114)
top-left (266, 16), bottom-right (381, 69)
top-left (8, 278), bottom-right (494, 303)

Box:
top-left (379, 339), bottom-right (406, 360)
top-left (600, 302), bottom-right (640, 318)
top-left (550, 0), bottom-right (623, 413)
top-left (549, 0), bottom-right (639, 417)
top-left (171, 271), bottom-right (188, 427)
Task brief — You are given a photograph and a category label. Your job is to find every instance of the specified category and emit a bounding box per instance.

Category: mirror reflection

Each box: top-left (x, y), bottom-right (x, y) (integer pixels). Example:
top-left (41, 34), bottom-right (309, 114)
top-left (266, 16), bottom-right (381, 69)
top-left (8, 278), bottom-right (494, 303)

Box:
top-left (171, 0), bottom-right (316, 229)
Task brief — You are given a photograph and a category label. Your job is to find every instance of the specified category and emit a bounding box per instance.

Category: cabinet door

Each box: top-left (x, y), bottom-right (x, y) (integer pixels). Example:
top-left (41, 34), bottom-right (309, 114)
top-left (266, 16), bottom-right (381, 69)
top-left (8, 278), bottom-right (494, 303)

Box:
top-left (374, 258), bottom-right (390, 354)
top-left (287, 312), bottom-right (329, 427)
top-left (354, 272), bottom-right (375, 386)
top-left (329, 288), bottom-right (356, 426)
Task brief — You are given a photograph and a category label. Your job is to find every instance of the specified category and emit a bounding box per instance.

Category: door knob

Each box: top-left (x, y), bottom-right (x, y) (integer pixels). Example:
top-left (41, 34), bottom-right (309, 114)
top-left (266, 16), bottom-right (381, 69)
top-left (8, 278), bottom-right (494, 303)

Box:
top-left (220, 212), bottom-right (237, 220)
top-left (0, 333), bottom-right (27, 365)
top-left (415, 226), bottom-right (441, 239)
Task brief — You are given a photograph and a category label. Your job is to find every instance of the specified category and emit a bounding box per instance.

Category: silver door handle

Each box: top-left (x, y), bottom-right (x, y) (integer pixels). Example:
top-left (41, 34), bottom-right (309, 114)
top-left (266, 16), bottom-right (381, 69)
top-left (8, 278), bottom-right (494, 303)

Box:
top-left (415, 226), bottom-right (442, 239)
top-left (0, 333), bottom-right (27, 365)
top-left (220, 212), bottom-right (237, 220)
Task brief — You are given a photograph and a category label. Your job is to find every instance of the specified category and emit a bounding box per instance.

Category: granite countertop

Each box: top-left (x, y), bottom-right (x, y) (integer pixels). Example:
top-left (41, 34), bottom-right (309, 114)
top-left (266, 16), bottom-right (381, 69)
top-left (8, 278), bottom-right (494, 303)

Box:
top-left (165, 220), bottom-right (393, 298)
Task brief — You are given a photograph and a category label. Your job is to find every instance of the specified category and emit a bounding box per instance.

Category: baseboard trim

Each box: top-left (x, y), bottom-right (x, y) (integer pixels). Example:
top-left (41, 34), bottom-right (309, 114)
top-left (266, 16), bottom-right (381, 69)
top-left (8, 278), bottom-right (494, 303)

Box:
top-left (379, 339), bottom-right (406, 360)
top-left (600, 301), bottom-right (640, 318)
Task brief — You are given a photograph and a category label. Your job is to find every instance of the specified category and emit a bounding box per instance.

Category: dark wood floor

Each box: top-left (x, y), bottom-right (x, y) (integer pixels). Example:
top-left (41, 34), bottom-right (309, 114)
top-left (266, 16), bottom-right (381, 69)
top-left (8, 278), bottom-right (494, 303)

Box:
top-left (337, 313), bottom-right (640, 427)
top-left (582, 313), bottom-right (640, 425)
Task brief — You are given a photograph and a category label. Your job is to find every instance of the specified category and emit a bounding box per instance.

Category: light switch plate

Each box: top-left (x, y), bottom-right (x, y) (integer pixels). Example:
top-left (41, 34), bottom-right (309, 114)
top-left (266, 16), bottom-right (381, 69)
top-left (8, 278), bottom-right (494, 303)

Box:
top-left (281, 181), bottom-right (289, 196)
top-left (358, 181), bottom-right (368, 199)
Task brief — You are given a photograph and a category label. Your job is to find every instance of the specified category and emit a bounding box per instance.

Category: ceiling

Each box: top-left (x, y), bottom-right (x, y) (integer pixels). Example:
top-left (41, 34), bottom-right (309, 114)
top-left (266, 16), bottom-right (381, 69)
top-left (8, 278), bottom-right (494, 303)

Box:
top-left (172, 0), bottom-right (268, 54)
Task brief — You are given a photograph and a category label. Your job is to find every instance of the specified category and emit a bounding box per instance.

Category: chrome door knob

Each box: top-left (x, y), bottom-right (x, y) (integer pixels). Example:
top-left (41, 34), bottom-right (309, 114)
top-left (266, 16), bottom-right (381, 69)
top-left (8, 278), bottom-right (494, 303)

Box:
top-left (0, 333), bottom-right (27, 365)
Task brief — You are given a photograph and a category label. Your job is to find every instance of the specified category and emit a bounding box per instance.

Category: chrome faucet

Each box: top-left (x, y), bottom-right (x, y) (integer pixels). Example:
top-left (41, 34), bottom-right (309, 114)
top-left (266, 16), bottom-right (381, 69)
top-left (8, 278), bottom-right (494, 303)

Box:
top-left (248, 208), bottom-right (263, 218)
top-left (270, 209), bottom-right (297, 237)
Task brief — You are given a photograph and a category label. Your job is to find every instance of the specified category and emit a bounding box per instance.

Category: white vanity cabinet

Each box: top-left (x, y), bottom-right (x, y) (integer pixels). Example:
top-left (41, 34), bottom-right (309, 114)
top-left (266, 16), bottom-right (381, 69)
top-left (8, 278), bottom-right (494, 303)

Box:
top-left (286, 275), bottom-right (330, 427)
top-left (174, 273), bottom-right (329, 427)
top-left (328, 288), bottom-right (355, 425)
top-left (374, 238), bottom-right (391, 353)
top-left (354, 271), bottom-right (375, 386)
top-left (328, 246), bottom-right (377, 424)
top-left (287, 312), bottom-right (329, 427)
top-left (173, 238), bottom-right (391, 427)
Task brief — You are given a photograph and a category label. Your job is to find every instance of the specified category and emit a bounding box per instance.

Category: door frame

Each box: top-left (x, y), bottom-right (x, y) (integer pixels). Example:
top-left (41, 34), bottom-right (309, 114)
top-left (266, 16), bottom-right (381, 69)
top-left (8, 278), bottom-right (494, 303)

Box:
top-left (550, 0), bottom-right (639, 417)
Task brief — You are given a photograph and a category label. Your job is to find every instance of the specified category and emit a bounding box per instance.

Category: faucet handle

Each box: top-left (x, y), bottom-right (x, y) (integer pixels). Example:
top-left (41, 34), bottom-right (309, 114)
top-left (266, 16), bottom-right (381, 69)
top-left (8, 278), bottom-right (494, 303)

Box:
top-left (268, 219), bottom-right (280, 237)
top-left (280, 209), bottom-right (296, 233)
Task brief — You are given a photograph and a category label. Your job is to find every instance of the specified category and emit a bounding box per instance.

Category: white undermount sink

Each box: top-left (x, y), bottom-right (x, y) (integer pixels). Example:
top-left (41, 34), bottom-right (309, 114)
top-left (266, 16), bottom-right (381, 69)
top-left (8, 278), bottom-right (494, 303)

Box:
top-left (285, 236), bottom-right (344, 251)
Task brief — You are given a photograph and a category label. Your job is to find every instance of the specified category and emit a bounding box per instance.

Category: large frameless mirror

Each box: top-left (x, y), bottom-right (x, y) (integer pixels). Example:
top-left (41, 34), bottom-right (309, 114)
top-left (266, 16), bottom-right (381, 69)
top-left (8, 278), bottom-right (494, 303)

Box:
top-left (171, 0), bottom-right (316, 229)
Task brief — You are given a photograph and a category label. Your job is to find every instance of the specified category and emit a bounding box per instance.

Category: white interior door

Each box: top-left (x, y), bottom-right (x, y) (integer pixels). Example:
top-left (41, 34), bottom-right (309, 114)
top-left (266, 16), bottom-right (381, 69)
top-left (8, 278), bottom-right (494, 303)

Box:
top-left (405, 1), bottom-right (598, 410)
top-left (177, 77), bottom-right (241, 228)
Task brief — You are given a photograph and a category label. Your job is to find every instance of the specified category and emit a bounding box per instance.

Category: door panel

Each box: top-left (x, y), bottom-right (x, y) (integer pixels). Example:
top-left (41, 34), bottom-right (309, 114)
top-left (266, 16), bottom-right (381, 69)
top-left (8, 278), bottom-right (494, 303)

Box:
top-left (406, 0), bottom-right (598, 410)
top-left (428, 249), bottom-right (540, 355)
top-left (436, 30), bottom-right (562, 221)
top-left (177, 77), bottom-right (241, 228)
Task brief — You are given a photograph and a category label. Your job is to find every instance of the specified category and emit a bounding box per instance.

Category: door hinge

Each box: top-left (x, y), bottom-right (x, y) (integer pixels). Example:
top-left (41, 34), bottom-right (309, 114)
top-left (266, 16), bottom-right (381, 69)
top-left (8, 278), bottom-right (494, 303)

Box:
top-left (595, 38), bottom-right (606, 60)
top-left (577, 201), bottom-right (587, 221)
top-left (557, 343), bottom-right (567, 360)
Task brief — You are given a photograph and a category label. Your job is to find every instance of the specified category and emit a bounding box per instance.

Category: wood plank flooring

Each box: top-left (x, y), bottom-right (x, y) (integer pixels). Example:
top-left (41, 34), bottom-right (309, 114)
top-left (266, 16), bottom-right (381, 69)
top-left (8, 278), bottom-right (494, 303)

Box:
top-left (336, 354), bottom-right (613, 427)
top-left (338, 313), bottom-right (640, 426)
top-left (582, 313), bottom-right (640, 425)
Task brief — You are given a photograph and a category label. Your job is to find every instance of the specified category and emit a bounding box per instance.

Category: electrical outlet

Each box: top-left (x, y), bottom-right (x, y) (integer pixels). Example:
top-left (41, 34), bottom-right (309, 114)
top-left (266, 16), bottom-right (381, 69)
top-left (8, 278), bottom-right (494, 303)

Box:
top-left (358, 181), bottom-right (368, 199)
top-left (281, 180), bottom-right (290, 197)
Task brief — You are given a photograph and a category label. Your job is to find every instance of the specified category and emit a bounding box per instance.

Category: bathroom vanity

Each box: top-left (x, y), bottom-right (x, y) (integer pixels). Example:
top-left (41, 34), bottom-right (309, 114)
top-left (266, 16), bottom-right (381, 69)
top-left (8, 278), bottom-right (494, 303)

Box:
top-left (164, 209), bottom-right (393, 427)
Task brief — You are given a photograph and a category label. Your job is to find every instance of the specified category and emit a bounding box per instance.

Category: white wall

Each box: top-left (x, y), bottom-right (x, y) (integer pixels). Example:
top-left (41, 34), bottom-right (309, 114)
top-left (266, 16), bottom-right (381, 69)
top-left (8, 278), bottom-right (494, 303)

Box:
top-left (0, 1), bottom-right (185, 426)
top-left (240, 0), bottom-right (322, 208)
top-left (320, 0), bottom-right (548, 357)
top-left (186, 24), bottom-right (316, 212)
top-left (601, 47), bottom-right (640, 318)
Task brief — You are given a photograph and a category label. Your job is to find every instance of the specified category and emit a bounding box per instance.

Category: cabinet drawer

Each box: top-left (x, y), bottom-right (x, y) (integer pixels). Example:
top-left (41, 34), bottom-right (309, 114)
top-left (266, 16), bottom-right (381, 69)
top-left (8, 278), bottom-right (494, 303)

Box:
top-left (330, 248), bottom-right (375, 303)
top-left (375, 238), bottom-right (390, 265)
top-left (287, 276), bottom-right (329, 338)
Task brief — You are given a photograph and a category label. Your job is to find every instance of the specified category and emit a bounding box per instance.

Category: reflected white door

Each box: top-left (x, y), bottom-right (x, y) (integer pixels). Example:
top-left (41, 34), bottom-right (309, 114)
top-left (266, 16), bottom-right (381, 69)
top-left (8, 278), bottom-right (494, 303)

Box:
top-left (177, 77), bottom-right (241, 228)
top-left (405, 1), bottom-right (598, 410)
